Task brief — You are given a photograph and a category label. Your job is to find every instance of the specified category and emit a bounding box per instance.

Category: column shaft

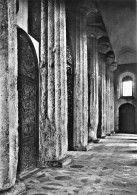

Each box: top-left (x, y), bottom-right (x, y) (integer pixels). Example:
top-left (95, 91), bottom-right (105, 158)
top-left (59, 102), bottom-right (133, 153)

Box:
top-left (0, 0), bottom-right (18, 191)
top-left (98, 53), bottom-right (106, 137)
top-left (88, 37), bottom-right (99, 140)
top-left (73, 11), bottom-right (88, 148)
top-left (40, 0), bottom-right (67, 163)
top-left (110, 72), bottom-right (114, 132)
top-left (106, 65), bottom-right (111, 135)
top-left (40, 0), bottom-right (48, 164)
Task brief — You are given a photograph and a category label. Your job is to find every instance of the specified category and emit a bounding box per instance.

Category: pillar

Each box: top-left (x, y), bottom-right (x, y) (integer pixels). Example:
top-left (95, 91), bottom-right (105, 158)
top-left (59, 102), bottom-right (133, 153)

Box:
top-left (109, 62), bottom-right (117, 133)
top-left (40, 0), bottom-right (68, 164)
top-left (98, 53), bottom-right (107, 137)
top-left (105, 51), bottom-right (116, 136)
top-left (88, 36), bottom-right (99, 141)
top-left (106, 64), bottom-right (111, 135)
top-left (73, 10), bottom-right (88, 149)
top-left (109, 72), bottom-right (114, 132)
top-left (0, 0), bottom-right (17, 191)
top-left (0, 0), bottom-right (25, 193)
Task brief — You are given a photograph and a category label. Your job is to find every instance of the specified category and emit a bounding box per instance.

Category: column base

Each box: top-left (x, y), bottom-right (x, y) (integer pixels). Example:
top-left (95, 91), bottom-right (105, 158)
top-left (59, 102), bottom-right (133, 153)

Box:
top-left (0, 181), bottom-right (26, 195)
top-left (46, 155), bottom-right (73, 168)
top-left (106, 133), bottom-right (111, 136)
top-left (100, 135), bottom-right (106, 139)
top-left (110, 130), bottom-right (115, 134)
top-left (73, 140), bottom-right (100, 151)
top-left (73, 146), bottom-right (89, 151)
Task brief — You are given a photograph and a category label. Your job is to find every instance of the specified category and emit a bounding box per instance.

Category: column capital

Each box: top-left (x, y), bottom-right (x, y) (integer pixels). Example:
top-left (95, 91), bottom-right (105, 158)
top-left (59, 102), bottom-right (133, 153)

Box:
top-left (105, 50), bottom-right (115, 65)
top-left (79, 0), bottom-right (98, 16)
top-left (98, 36), bottom-right (112, 54)
top-left (109, 61), bottom-right (118, 72)
top-left (87, 25), bottom-right (107, 40)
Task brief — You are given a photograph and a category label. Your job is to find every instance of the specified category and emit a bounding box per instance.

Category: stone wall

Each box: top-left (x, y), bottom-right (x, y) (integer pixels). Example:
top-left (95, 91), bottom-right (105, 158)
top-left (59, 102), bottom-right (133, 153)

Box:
top-left (114, 63), bottom-right (137, 132)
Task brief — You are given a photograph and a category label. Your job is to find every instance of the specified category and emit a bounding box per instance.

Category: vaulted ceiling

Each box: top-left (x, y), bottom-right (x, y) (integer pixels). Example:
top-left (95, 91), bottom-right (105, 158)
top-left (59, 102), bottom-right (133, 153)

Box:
top-left (96, 0), bottom-right (137, 65)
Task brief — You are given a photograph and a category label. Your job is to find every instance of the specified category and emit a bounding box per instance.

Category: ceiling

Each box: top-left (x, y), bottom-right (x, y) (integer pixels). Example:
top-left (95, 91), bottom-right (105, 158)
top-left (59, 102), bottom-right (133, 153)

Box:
top-left (96, 0), bottom-right (137, 65)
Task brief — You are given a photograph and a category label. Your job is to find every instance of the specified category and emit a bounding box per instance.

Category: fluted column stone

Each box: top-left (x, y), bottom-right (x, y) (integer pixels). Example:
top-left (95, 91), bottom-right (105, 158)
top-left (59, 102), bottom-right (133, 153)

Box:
top-left (40, 0), bottom-right (68, 164)
top-left (105, 56), bottom-right (116, 135)
top-left (73, 10), bottom-right (88, 149)
top-left (0, 0), bottom-right (17, 191)
top-left (109, 62), bottom-right (117, 133)
top-left (0, 0), bottom-right (25, 193)
top-left (106, 64), bottom-right (111, 135)
top-left (98, 53), bottom-right (107, 137)
top-left (88, 36), bottom-right (99, 141)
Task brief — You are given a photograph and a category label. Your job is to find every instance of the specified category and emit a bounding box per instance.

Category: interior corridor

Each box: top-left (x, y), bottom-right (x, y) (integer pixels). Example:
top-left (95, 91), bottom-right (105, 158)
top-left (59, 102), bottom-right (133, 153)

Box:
top-left (0, 1), bottom-right (137, 194)
top-left (20, 134), bottom-right (137, 195)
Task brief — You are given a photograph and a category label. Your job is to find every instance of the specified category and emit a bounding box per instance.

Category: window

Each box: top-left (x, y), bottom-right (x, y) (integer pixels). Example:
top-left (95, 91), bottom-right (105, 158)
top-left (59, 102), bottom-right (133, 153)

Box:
top-left (122, 76), bottom-right (133, 97)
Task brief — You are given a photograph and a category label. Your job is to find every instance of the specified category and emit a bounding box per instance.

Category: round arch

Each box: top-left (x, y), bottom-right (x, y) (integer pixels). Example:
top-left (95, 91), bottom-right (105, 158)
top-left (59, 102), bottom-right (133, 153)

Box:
top-left (17, 27), bottom-right (39, 173)
top-left (119, 103), bottom-right (136, 134)
top-left (118, 71), bottom-right (136, 98)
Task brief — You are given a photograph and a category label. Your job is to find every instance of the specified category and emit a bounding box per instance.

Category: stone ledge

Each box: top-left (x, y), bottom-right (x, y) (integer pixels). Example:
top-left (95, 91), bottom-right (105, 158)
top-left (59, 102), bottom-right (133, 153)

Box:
top-left (46, 155), bottom-right (73, 168)
top-left (0, 181), bottom-right (26, 195)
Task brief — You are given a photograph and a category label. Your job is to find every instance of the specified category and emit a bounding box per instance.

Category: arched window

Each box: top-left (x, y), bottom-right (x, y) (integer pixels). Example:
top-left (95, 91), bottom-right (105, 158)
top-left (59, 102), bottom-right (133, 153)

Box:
top-left (122, 76), bottom-right (133, 96)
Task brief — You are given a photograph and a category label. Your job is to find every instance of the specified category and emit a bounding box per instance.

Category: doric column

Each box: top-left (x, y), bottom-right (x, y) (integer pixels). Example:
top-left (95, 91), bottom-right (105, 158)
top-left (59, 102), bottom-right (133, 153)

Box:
top-left (73, 9), bottom-right (88, 149)
top-left (98, 53), bottom-right (107, 137)
top-left (105, 51), bottom-right (115, 135)
top-left (0, 0), bottom-right (25, 193)
top-left (97, 36), bottom-right (111, 138)
top-left (87, 17), bottom-right (108, 142)
top-left (106, 64), bottom-right (111, 135)
top-left (0, 0), bottom-right (17, 191)
top-left (88, 36), bottom-right (99, 141)
top-left (40, 0), bottom-right (68, 164)
top-left (109, 62), bottom-right (117, 133)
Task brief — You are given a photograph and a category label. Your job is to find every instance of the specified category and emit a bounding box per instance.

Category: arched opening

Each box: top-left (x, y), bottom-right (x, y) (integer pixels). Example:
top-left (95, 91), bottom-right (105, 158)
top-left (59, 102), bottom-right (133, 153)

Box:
top-left (17, 28), bottom-right (39, 174)
top-left (122, 76), bottom-right (133, 97)
top-left (119, 103), bottom-right (135, 134)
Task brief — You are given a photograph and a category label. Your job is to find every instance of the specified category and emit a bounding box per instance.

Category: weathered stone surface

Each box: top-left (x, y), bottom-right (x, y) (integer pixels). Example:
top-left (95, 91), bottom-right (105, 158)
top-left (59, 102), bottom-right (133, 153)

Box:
top-left (0, 0), bottom-right (18, 191)
top-left (23, 134), bottom-right (137, 195)
top-left (28, 0), bottom-right (41, 42)
top-left (73, 9), bottom-right (88, 149)
top-left (98, 53), bottom-right (107, 138)
top-left (114, 65), bottom-right (137, 133)
top-left (0, 181), bottom-right (26, 195)
top-left (106, 63), bottom-right (111, 135)
top-left (40, 0), bottom-right (68, 164)
top-left (46, 155), bottom-right (73, 168)
top-left (88, 37), bottom-right (99, 141)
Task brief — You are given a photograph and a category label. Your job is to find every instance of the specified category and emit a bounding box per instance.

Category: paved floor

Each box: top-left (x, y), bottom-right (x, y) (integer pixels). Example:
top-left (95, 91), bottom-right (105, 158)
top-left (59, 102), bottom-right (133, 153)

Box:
top-left (22, 134), bottom-right (137, 195)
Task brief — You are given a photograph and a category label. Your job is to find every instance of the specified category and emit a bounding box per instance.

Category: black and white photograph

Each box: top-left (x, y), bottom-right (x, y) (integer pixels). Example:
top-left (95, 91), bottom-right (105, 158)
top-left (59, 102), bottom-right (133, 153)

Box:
top-left (0, 0), bottom-right (137, 194)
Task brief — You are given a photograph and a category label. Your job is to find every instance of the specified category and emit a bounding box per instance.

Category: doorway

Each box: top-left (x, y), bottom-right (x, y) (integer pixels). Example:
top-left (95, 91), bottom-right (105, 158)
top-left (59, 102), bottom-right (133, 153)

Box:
top-left (17, 28), bottom-right (39, 173)
top-left (119, 103), bottom-right (135, 134)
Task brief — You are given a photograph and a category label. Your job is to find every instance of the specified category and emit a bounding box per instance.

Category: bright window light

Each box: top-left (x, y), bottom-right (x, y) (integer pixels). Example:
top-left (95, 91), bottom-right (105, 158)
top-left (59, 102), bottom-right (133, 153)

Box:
top-left (122, 80), bottom-right (132, 96)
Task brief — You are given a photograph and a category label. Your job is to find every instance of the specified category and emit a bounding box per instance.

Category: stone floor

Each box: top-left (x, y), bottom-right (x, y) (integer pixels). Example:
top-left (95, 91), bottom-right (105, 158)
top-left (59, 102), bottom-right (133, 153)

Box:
top-left (21, 134), bottom-right (137, 195)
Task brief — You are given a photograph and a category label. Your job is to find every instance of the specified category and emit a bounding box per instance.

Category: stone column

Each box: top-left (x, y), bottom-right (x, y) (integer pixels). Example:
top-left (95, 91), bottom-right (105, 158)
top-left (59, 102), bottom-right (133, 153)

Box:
top-left (98, 53), bottom-right (107, 138)
top-left (105, 51), bottom-right (115, 136)
top-left (106, 64), bottom-right (111, 135)
top-left (73, 10), bottom-right (88, 150)
top-left (97, 38), bottom-right (110, 138)
top-left (109, 62), bottom-right (117, 133)
top-left (88, 36), bottom-right (99, 141)
top-left (40, 0), bottom-right (68, 165)
top-left (0, 0), bottom-right (25, 193)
